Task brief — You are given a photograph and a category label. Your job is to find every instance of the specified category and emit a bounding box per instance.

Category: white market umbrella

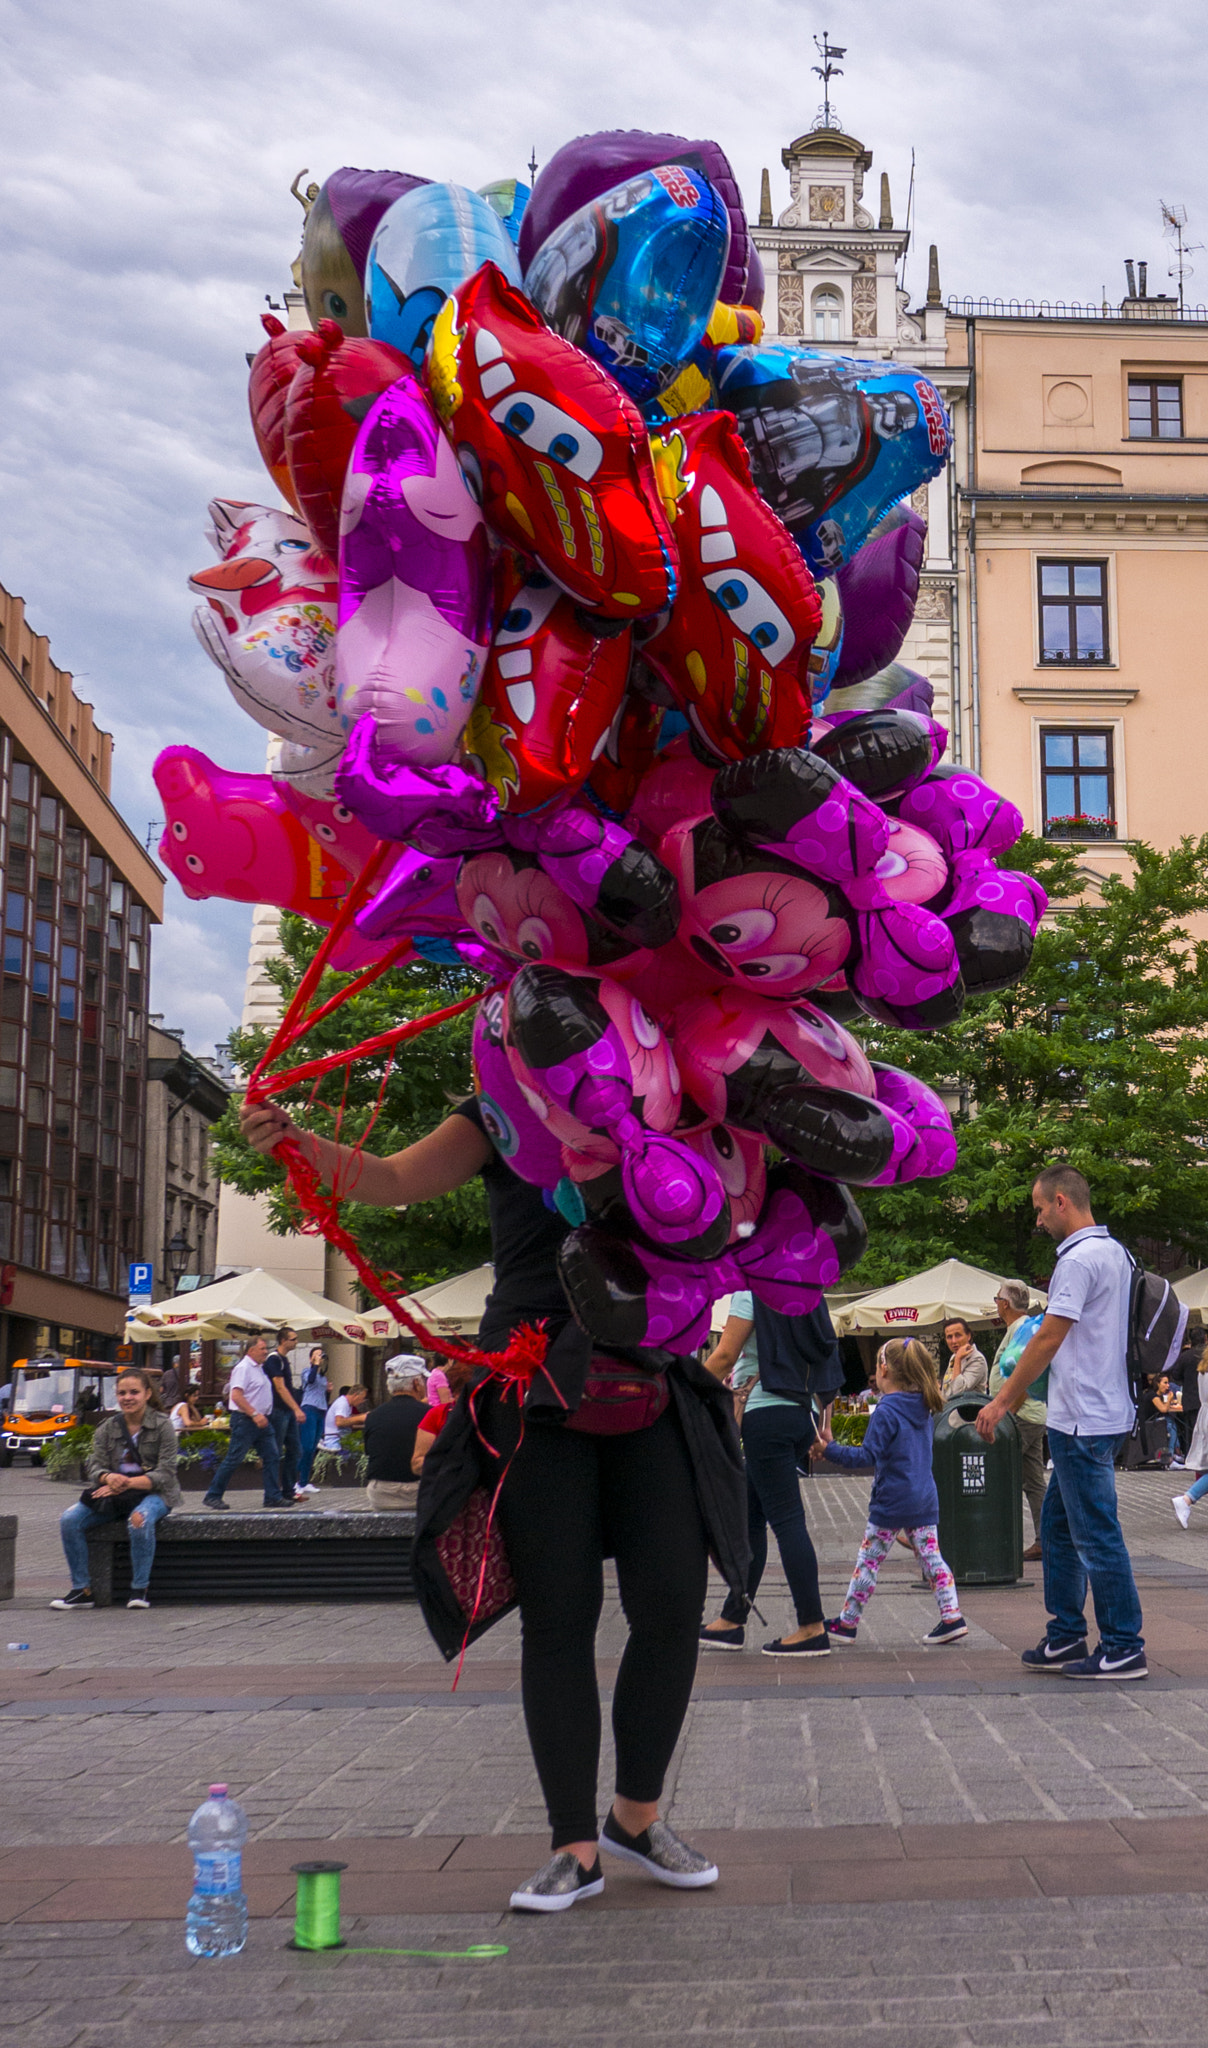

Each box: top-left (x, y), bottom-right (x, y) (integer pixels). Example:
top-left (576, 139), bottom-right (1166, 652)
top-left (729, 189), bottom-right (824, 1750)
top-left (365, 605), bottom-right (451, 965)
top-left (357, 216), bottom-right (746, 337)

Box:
top-left (1174, 1271), bottom-right (1208, 1321)
top-left (832, 1258), bottom-right (1046, 1337)
top-left (125, 1267), bottom-right (372, 1345)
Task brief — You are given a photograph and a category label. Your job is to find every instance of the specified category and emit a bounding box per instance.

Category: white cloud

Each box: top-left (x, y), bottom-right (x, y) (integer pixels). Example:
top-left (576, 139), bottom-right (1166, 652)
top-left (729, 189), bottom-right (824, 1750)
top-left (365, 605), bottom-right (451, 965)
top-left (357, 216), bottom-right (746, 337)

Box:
top-left (148, 899), bottom-right (250, 1055)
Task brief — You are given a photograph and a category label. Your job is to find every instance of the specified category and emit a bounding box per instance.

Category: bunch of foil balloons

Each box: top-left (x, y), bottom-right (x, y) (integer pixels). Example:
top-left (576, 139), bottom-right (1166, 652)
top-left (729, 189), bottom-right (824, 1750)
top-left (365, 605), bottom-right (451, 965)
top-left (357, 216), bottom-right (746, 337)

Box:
top-left (155, 130), bottom-right (1045, 1350)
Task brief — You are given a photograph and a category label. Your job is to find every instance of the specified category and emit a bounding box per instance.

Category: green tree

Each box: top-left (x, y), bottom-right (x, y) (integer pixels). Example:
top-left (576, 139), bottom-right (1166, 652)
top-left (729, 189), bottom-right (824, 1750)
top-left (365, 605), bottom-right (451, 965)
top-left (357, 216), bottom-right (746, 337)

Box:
top-left (845, 834), bottom-right (1208, 1288)
top-left (211, 916), bottom-right (490, 1288)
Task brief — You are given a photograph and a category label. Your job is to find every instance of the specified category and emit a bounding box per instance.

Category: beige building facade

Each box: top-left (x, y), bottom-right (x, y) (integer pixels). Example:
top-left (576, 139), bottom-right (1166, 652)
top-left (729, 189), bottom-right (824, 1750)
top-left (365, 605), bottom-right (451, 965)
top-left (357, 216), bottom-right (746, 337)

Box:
top-left (753, 119), bottom-right (1206, 889)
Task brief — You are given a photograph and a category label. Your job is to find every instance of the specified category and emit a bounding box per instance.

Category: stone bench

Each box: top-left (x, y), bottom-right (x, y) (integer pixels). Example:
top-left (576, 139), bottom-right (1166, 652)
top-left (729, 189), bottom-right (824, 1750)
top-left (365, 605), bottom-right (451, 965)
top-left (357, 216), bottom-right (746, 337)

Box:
top-left (0, 1515), bottom-right (14, 1601)
top-left (84, 1508), bottom-right (417, 1607)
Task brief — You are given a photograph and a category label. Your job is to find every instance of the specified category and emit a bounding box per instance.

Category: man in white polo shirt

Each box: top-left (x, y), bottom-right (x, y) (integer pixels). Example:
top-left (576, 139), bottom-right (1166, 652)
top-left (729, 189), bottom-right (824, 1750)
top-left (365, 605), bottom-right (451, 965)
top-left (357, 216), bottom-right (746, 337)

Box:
top-left (977, 1163), bottom-right (1145, 1681)
top-left (202, 1334), bottom-right (292, 1511)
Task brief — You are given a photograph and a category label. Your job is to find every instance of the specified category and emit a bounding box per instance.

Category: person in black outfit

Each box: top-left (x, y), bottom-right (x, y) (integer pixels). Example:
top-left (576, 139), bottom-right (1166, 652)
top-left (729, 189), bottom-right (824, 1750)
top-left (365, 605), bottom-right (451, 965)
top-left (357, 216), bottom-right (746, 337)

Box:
top-left (240, 1090), bottom-right (747, 1915)
top-left (362, 1364), bottom-right (428, 1509)
top-left (264, 1327), bottom-right (305, 1501)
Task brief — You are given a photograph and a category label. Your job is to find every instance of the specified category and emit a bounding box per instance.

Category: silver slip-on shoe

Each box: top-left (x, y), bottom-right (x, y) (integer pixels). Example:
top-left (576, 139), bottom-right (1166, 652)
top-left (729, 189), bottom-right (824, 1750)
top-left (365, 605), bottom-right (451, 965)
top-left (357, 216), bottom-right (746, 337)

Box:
top-left (509, 1851), bottom-right (604, 1913)
top-left (599, 1812), bottom-right (719, 1888)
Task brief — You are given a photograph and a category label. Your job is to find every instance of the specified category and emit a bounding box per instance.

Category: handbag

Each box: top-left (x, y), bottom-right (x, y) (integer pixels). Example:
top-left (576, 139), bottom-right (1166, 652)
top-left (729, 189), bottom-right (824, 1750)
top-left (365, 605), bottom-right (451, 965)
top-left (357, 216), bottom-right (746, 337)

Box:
top-left (80, 1413), bottom-right (145, 1514)
top-left (564, 1359), bottom-right (670, 1436)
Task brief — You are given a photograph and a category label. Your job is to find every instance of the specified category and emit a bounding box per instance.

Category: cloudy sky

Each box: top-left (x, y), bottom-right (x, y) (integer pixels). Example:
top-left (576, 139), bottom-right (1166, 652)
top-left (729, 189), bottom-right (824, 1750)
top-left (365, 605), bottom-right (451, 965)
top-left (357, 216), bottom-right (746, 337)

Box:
top-left (3, 0), bottom-right (1205, 1052)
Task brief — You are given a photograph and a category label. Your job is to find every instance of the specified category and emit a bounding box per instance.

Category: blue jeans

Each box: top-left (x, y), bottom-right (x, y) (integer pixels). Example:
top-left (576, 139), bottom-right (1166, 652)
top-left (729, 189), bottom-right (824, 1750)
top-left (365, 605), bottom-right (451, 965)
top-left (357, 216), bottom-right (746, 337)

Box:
top-left (298, 1408), bottom-right (324, 1486)
top-left (203, 1411), bottom-right (284, 1505)
top-left (1042, 1428), bottom-right (1144, 1657)
top-left (61, 1492), bottom-right (171, 1591)
top-left (1187, 1471), bottom-right (1208, 1503)
top-left (722, 1402), bottom-right (823, 1627)
top-left (271, 1406), bottom-right (300, 1497)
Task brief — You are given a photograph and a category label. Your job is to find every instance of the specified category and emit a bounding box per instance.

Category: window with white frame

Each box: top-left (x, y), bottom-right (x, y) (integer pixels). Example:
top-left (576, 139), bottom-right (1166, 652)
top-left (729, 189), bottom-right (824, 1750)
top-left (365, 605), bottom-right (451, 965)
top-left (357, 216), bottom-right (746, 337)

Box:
top-left (812, 287), bottom-right (842, 341)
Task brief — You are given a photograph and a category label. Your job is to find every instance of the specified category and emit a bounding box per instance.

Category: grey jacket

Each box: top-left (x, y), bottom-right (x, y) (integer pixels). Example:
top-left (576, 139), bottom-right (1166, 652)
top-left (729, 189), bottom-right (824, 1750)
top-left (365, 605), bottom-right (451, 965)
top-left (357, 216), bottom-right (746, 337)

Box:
top-left (941, 1347), bottom-right (989, 1401)
top-left (86, 1409), bottom-right (182, 1509)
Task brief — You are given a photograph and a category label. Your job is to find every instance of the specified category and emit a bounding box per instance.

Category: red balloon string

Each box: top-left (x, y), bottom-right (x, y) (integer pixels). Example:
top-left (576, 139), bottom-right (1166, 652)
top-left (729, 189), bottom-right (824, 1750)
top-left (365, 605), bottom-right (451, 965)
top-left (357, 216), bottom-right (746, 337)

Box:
top-left (242, 845), bottom-right (550, 1380)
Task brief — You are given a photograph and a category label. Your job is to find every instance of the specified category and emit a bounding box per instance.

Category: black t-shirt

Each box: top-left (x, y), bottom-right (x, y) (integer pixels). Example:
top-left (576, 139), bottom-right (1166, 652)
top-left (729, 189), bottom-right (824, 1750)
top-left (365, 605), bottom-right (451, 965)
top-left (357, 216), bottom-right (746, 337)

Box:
top-left (265, 1351), bottom-right (297, 1414)
top-left (1173, 1348), bottom-right (1202, 1418)
top-left (451, 1099), bottom-right (571, 1351)
top-left (363, 1394), bottom-right (427, 1481)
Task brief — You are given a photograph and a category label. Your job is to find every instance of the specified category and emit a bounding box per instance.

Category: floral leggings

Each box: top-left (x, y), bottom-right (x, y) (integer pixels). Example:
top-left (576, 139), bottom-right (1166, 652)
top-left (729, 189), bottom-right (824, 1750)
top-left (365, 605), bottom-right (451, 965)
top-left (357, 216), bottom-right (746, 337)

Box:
top-left (839, 1522), bottom-right (961, 1627)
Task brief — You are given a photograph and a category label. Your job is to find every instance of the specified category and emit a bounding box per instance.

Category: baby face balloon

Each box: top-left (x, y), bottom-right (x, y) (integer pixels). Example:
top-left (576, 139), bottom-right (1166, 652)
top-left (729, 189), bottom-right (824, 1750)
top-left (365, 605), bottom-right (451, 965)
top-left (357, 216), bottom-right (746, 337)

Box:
top-left (189, 499), bottom-right (345, 791)
top-left (337, 373), bottom-right (492, 768)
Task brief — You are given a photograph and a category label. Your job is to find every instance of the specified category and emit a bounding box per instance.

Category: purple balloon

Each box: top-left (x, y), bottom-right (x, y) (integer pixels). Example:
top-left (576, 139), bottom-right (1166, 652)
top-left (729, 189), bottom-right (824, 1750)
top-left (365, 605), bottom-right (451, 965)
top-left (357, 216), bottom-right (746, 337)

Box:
top-left (520, 129), bottom-right (750, 306)
top-left (324, 168), bottom-right (431, 283)
top-left (832, 507), bottom-right (926, 687)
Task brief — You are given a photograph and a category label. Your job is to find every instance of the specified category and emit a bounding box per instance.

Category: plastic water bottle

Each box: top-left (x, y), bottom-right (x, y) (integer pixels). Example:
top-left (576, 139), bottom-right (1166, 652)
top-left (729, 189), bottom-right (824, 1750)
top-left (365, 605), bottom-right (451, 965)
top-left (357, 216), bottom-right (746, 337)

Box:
top-left (186, 1785), bottom-right (248, 1956)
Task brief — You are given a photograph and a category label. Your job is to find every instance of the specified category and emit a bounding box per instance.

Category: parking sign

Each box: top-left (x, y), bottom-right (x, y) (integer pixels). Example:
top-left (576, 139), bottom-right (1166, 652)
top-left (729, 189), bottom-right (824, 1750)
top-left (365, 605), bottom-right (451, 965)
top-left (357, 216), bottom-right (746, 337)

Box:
top-left (128, 1262), bottom-right (153, 1307)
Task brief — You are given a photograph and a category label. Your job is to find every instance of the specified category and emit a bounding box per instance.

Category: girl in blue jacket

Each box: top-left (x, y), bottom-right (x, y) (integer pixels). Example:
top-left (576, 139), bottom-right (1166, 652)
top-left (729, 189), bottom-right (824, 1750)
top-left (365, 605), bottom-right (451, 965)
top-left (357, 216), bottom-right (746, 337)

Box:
top-left (812, 1338), bottom-right (967, 1645)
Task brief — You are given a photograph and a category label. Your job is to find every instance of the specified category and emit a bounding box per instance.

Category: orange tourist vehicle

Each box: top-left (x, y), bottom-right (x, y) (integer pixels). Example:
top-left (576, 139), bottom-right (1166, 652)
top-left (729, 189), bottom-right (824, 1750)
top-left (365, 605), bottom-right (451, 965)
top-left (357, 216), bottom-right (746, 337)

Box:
top-left (0, 1354), bottom-right (122, 1466)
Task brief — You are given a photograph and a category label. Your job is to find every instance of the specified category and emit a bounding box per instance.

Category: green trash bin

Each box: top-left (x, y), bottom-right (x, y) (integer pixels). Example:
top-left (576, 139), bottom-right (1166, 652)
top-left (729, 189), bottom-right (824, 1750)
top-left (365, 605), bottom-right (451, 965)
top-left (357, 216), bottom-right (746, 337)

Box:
top-left (934, 1395), bottom-right (1023, 1586)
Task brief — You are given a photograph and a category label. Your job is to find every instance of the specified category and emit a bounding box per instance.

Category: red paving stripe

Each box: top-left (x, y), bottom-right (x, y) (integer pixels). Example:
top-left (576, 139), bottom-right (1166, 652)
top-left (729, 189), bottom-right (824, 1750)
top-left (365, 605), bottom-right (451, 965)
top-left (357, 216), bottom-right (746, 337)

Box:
top-left (4, 1818), bottom-right (1208, 1918)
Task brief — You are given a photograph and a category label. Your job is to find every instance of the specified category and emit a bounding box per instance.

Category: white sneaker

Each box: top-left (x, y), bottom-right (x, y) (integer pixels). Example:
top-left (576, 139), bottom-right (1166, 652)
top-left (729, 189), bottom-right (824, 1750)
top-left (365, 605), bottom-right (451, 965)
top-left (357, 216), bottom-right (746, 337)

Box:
top-left (300, 1483), bottom-right (320, 1495)
top-left (1173, 1494), bottom-right (1193, 1529)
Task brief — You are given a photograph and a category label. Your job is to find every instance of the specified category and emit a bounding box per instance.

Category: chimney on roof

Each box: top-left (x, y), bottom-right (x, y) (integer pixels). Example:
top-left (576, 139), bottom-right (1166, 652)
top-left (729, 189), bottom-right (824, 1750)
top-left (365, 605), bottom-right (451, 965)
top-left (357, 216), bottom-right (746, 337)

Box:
top-left (758, 168), bottom-right (772, 228)
top-left (879, 171), bottom-right (893, 229)
top-left (1125, 259), bottom-right (1137, 298)
top-left (1138, 260), bottom-right (1148, 297)
top-left (926, 243), bottom-right (942, 306)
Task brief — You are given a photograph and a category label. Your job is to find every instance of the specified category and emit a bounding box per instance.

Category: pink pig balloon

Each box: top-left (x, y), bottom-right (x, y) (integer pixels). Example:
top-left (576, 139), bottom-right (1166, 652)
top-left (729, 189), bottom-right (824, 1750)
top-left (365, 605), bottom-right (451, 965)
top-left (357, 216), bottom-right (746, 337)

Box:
top-left (336, 372), bottom-right (492, 768)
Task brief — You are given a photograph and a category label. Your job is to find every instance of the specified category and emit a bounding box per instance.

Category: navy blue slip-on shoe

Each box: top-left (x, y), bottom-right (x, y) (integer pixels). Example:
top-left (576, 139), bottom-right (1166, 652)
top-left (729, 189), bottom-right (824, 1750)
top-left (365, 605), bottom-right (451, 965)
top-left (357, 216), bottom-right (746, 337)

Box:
top-left (1061, 1646), bottom-right (1148, 1681)
top-left (699, 1623), bottom-right (745, 1652)
top-left (1020, 1636), bottom-right (1087, 1671)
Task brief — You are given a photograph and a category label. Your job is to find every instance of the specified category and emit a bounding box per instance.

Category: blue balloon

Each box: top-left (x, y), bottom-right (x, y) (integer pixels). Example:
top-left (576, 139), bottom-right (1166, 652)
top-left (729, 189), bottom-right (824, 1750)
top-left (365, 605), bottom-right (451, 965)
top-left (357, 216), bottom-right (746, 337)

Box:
top-left (711, 345), bottom-right (952, 575)
top-left (478, 178), bottom-right (531, 247)
top-left (366, 183), bottom-right (522, 368)
top-left (524, 162), bottom-right (730, 405)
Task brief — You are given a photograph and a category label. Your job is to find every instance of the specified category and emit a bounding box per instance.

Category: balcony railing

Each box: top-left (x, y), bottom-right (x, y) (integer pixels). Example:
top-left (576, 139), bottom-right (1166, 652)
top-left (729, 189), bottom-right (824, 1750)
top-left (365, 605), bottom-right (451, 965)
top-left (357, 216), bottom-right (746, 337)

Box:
top-left (948, 296), bottom-right (1208, 323)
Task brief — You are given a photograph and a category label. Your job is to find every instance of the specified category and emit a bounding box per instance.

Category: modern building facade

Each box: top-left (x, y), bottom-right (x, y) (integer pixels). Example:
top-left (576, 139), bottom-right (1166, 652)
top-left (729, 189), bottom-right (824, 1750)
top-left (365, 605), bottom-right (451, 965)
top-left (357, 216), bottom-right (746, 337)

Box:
top-left (143, 1018), bottom-right (230, 1306)
top-left (0, 582), bottom-right (164, 1368)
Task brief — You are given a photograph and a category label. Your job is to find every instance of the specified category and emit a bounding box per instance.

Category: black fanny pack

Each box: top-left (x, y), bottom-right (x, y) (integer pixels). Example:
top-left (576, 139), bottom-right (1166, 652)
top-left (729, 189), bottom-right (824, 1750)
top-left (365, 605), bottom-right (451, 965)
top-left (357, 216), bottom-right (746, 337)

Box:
top-left (81, 1414), bottom-right (145, 1512)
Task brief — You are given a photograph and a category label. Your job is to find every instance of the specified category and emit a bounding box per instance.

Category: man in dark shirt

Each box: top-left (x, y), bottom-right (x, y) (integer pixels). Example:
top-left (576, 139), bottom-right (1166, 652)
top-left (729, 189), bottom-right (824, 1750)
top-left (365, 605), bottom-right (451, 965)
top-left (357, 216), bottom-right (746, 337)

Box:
top-left (264, 1327), bottom-right (305, 1502)
top-left (363, 1363), bottom-right (429, 1509)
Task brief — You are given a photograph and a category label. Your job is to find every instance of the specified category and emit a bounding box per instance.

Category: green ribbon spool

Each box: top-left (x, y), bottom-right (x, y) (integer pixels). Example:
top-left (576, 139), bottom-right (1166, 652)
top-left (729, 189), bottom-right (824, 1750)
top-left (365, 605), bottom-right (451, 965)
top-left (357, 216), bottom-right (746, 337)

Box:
top-left (290, 1861), bottom-right (348, 1950)
top-left (287, 1861), bottom-right (507, 1961)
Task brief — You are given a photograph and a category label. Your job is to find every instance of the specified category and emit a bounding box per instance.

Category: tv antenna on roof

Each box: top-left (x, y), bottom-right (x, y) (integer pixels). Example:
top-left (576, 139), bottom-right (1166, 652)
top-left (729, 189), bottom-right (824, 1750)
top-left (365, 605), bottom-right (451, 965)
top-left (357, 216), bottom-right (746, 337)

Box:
top-left (528, 146), bottom-right (539, 185)
top-left (811, 31), bottom-right (846, 131)
top-left (1161, 200), bottom-right (1201, 315)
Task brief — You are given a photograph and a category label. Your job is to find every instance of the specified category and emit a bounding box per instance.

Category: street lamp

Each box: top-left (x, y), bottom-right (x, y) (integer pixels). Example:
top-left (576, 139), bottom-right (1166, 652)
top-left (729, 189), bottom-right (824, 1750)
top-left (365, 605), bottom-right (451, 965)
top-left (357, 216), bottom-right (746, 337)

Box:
top-left (166, 1233), bottom-right (193, 1288)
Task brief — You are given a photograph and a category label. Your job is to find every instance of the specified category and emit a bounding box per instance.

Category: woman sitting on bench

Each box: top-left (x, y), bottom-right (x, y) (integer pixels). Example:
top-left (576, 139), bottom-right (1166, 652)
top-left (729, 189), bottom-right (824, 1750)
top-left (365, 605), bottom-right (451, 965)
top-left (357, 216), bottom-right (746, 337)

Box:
top-left (51, 1368), bottom-right (182, 1612)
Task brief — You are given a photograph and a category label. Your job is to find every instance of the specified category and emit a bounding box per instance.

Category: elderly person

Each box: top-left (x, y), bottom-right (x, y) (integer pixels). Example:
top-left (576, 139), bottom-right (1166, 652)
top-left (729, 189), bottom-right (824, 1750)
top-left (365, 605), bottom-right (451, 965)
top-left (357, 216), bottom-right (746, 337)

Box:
top-left (51, 1368), bottom-right (181, 1611)
top-left (990, 1280), bottom-right (1047, 1562)
top-left (203, 1335), bottom-right (291, 1510)
top-left (940, 1318), bottom-right (989, 1400)
top-left (362, 1362), bottom-right (429, 1510)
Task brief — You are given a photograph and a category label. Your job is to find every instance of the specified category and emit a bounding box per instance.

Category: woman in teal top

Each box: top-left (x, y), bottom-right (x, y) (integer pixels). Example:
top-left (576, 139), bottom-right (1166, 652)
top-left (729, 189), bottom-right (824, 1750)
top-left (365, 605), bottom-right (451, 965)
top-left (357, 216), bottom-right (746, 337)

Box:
top-left (699, 1290), bottom-right (831, 1658)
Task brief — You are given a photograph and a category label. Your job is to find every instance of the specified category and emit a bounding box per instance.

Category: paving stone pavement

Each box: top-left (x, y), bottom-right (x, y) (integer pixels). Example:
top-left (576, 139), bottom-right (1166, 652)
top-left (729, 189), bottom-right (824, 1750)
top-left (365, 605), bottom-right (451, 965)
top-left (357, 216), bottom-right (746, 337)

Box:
top-left (3, 1895), bottom-right (1208, 2046)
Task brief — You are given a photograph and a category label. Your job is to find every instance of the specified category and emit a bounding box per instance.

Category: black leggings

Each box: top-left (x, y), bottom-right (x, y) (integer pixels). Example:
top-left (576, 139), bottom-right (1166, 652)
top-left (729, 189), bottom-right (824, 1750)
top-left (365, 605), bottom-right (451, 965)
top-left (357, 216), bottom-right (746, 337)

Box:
top-left (497, 1406), bottom-right (709, 1848)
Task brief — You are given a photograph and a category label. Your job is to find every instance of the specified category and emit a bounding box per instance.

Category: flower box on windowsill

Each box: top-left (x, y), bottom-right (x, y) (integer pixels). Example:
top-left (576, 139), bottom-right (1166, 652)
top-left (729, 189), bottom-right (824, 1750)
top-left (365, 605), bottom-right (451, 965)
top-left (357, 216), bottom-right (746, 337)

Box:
top-left (1044, 815), bottom-right (1117, 841)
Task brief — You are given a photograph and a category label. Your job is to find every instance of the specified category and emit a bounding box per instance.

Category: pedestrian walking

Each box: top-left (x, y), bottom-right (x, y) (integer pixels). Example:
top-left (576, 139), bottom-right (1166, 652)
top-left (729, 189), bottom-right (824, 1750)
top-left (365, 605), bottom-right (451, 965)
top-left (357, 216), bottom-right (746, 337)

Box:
top-left (202, 1335), bottom-right (291, 1511)
top-left (977, 1164), bottom-right (1147, 1680)
top-left (1171, 1339), bottom-right (1208, 1527)
top-left (814, 1339), bottom-right (967, 1646)
top-left (296, 1346), bottom-right (330, 1491)
top-left (51, 1368), bottom-right (182, 1610)
top-left (990, 1280), bottom-right (1048, 1561)
top-left (699, 1292), bottom-right (838, 1658)
top-left (940, 1318), bottom-right (989, 1400)
top-left (239, 1087), bottom-right (744, 1914)
top-left (264, 1326), bottom-right (305, 1500)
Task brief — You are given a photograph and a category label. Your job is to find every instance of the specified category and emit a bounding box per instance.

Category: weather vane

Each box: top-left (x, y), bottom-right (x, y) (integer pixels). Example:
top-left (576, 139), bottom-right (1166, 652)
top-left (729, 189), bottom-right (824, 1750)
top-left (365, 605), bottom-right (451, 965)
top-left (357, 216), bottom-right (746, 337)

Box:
top-left (812, 31), bottom-right (846, 131)
top-left (528, 145), bottom-right (539, 185)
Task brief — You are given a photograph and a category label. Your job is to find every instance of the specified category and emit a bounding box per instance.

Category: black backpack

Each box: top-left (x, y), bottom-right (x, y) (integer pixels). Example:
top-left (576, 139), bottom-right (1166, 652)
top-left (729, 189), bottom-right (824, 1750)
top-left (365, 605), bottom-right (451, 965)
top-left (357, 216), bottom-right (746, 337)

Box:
top-left (1124, 1251), bottom-right (1188, 1406)
top-left (750, 1298), bottom-right (844, 1408)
